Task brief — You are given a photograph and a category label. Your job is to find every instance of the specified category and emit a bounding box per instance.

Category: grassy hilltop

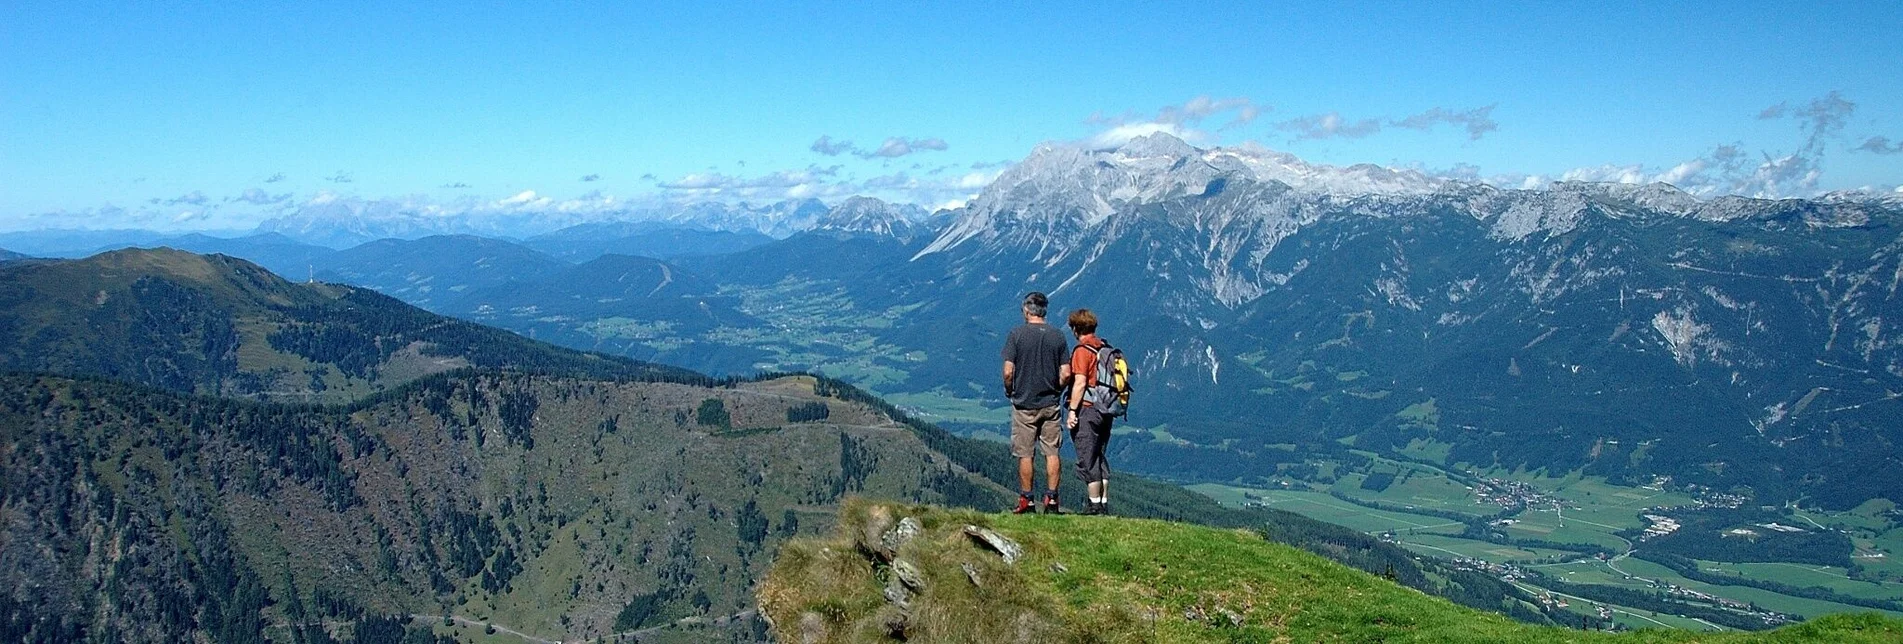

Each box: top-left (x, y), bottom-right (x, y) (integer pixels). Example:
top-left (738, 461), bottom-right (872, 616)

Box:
top-left (761, 500), bottom-right (1903, 643)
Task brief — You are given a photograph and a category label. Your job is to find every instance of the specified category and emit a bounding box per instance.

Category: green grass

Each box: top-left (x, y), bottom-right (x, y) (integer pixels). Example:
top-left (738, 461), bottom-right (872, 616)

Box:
top-left (761, 500), bottom-right (1903, 643)
top-left (882, 390), bottom-right (1010, 426)
top-left (1396, 398), bottom-right (1441, 425)
top-left (1706, 562), bottom-right (1903, 602)
top-left (1402, 436), bottom-right (1455, 462)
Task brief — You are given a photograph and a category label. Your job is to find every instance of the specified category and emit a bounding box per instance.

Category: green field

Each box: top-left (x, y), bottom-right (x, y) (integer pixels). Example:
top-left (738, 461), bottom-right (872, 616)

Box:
top-left (1188, 485), bottom-right (1467, 535)
top-left (1328, 470), bottom-right (1501, 518)
top-left (1193, 470), bottom-right (1903, 627)
top-left (1399, 533), bottom-right (1580, 563)
top-left (1509, 580), bottom-right (1725, 632)
top-left (1705, 561), bottom-right (1903, 602)
top-left (881, 389), bottom-right (1010, 426)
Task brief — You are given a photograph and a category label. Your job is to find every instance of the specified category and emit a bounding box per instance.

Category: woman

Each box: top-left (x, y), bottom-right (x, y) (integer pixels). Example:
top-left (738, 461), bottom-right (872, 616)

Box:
top-left (1065, 308), bottom-right (1113, 515)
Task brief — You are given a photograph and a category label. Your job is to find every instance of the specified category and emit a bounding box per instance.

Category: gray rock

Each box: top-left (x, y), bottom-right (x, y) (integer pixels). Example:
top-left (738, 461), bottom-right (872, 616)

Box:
top-left (961, 562), bottom-right (983, 587)
top-left (881, 516), bottom-right (923, 554)
top-left (892, 559), bottom-right (926, 591)
top-left (882, 578), bottom-right (912, 608)
top-left (859, 505), bottom-right (895, 557)
top-left (962, 525), bottom-right (1023, 564)
top-left (798, 611), bottom-right (828, 644)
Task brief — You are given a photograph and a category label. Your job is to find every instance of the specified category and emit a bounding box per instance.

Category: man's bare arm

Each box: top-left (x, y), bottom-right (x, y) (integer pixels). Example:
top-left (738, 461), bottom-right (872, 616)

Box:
top-left (1002, 360), bottom-right (1016, 394)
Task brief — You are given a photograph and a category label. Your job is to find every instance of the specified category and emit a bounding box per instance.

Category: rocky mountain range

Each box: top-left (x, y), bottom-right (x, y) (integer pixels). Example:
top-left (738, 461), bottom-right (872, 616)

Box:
top-left (15, 134), bottom-right (1897, 511)
top-left (409, 134), bottom-right (1902, 511)
top-left (250, 197), bottom-right (860, 249)
top-left (898, 133), bottom-right (1901, 508)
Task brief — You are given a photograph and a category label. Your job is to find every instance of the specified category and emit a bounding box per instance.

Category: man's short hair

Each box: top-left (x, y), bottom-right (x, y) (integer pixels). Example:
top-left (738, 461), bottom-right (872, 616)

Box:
top-left (1022, 292), bottom-right (1048, 318)
top-left (1068, 308), bottom-right (1097, 334)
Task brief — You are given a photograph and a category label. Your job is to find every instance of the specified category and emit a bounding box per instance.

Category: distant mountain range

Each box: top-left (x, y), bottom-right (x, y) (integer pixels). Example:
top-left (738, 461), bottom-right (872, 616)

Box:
top-left (247, 197), bottom-right (848, 249)
top-left (170, 133), bottom-right (1899, 513)
top-left (4, 134), bottom-right (1897, 513)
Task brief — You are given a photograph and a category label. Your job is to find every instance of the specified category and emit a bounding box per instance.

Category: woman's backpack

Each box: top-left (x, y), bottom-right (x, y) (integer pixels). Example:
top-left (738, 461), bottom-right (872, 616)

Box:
top-left (1084, 341), bottom-right (1131, 418)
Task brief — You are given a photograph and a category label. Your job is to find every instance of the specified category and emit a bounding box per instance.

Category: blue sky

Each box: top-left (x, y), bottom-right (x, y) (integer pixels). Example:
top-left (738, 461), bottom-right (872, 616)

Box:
top-left (3, 1), bottom-right (1899, 231)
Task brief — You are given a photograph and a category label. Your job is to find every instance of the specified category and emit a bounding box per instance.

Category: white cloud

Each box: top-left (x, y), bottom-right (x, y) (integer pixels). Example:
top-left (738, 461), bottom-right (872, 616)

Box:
top-left (1855, 136), bottom-right (1903, 155)
top-left (1391, 105), bottom-right (1499, 140)
top-left (1276, 112), bottom-right (1382, 140)
top-left (935, 196), bottom-right (976, 211)
top-left (1509, 143), bottom-right (1828, 199)
top-left (1087, 122), bottom-right (1193, 150)
top-left (233, 188), bottom-right (292, 205)
top-left (810, 135), bottom-right (950, 159)
top-left (498, 190), bottom-right (541, 206)
top-left (1655, 159), bottom-right (1707, 185)
top-left (863, 137), bottom-right (949, 159)
top-left (957, 171), bottom-right (995, 189)
top-left (1760, 91), bottom-right (1855, 155)
top-left (1085, 96), bottom-right (1265, 149)
top-left (152, 191), bottom-right (211, 206)
top-left (810, 135), bottom-right (855, 156)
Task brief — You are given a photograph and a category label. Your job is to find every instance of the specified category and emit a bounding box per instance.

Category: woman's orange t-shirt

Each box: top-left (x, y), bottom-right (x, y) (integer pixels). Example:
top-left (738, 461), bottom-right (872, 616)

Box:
top-left (1070, 334), bottom-right (1103, 405)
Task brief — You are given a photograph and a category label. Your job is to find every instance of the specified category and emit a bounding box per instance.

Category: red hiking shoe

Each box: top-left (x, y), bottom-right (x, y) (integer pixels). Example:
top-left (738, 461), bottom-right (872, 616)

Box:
top-left (1012, 495), bottom-right (1034, 514)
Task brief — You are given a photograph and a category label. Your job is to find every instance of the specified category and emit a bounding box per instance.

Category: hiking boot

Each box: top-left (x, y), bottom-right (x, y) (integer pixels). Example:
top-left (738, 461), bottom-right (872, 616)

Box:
top-left (1012, 495), bottom-right (1034, 514)
top-left (1082, 502), bottom-right (1103, 516)
top-left (1097, 502), bottom-right (1110, 516)
top-left (1043, 495), bottom-right (1062, 515)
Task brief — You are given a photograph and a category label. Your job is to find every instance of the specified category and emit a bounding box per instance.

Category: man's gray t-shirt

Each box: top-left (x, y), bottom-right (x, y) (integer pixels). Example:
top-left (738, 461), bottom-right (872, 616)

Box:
top-left (1002, 322), bottom-right (1069, 409)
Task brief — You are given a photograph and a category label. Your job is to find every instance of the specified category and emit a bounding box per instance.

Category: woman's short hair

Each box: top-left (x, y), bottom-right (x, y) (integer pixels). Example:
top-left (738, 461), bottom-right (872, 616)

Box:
top-left (1067, 308), bottom-right (1097, 334)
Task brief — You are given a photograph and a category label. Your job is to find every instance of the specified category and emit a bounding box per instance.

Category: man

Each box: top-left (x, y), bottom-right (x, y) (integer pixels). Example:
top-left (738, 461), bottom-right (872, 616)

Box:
top-left (1066, 308), bottom-right (1113, 515)
top-left (1001, 291), bottom-right (1070, 514)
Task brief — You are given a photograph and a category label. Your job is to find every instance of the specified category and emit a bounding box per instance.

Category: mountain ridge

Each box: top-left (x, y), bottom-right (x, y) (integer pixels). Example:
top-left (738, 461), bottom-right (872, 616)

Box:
top-left (0, 247), bottom-right (692, 402)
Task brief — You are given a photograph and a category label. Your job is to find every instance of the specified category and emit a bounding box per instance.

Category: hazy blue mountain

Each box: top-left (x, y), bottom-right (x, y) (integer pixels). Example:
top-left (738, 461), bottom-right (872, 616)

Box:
top-left (0, 248), bottom-right (682, 402)
top-left (254, 197), bottom-right (837, 248)
top-left (0, 249), bottom-right (28, 262)
top-left (0, 228), bottom-right (186, 257)
top-left (658, 198), bottom-right (832, 238)
top-left (312, 235), bottom-right (570, 308)
top-left (104, 232), bottom-right (337, 278)
top-left (450, 253), bottom-right (767, 371)
top-left (526, 223), bottom-right (774, 261)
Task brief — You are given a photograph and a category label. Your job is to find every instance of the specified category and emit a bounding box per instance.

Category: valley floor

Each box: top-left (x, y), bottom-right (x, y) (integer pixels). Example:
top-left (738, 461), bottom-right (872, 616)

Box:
top-left (1190, 461), bottom-right (1903, 632)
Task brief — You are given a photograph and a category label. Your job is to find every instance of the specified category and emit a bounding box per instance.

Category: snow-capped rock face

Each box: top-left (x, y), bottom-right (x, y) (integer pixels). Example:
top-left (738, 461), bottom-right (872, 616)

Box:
top-left (917, 132), bottom-right (1898, 307)
top-left (661, 199), bottom-right (832, 239)
top-left (256, 197), bottom-right (840, 247)
top-left (813, 197), bottom-right (930, 243)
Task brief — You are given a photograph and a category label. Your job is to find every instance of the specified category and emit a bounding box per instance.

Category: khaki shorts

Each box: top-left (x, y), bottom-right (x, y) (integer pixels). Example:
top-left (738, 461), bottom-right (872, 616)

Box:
top-left (1010, 406), bottom-right (1062, 458)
